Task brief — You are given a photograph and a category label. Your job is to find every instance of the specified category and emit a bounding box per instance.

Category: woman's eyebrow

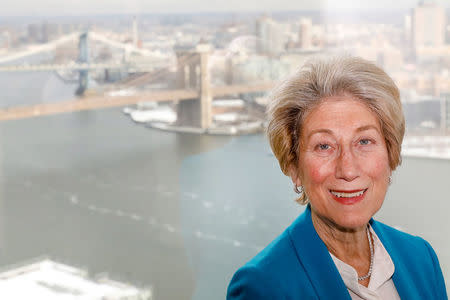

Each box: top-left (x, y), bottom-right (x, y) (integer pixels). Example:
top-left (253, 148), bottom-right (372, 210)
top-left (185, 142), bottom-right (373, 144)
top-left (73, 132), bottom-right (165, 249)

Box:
top-left (306, 125), bottom-right (380, 140)
top-left (306, 129), bottom-right (333, 139)
top-left (356, 125), bottom-right (380, 133)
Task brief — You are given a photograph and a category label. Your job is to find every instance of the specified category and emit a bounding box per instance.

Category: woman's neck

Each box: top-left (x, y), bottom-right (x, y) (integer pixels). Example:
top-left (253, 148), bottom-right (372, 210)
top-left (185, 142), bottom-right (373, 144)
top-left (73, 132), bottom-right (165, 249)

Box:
top-left (311, 208), bottom-right (372, 287)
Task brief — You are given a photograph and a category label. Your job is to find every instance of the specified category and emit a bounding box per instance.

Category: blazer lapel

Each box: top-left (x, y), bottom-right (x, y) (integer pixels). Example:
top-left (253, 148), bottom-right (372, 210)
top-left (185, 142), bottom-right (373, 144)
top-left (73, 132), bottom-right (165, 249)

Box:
top-left (288, 206), bottom-right (351, 300)
top-left (371, 220), bottom-right (418, 300)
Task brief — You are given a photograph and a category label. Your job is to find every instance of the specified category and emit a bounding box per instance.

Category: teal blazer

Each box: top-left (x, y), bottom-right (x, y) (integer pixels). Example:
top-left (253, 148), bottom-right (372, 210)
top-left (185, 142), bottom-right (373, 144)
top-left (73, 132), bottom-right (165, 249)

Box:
top-left (227, 206), bottom-right (448, 299)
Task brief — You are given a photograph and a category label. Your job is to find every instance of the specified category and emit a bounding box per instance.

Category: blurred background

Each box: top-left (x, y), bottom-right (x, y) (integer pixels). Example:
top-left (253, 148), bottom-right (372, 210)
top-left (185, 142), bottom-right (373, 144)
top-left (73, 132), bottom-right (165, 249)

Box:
top-left (0, 0), bottom-right (448, 299)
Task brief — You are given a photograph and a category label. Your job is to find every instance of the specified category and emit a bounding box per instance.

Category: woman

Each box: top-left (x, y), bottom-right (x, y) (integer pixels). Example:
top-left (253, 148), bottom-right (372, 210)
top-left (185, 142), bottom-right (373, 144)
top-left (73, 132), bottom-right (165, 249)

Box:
top-left (227, 56), bottom-right (448, 299)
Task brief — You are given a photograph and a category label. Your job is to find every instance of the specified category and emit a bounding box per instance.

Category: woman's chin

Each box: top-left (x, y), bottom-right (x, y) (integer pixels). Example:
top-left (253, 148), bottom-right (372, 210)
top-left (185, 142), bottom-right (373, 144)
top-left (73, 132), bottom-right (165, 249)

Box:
top-left (312, 207), bottom-right (372, 231)
top-left (326, 200), bottom-right (382, 230)
top-left (332, 215), bottom-right (371, 230)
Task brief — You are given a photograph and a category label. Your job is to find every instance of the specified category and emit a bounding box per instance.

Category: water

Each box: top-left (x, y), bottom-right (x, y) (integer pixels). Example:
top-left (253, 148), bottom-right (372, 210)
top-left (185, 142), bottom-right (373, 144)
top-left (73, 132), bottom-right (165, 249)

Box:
top-left (0, 106), bottom-right (230, 300)
top-left (0, 72), bottom-right (448, 299)
top-left (0, 71), bottom-right (77, 108)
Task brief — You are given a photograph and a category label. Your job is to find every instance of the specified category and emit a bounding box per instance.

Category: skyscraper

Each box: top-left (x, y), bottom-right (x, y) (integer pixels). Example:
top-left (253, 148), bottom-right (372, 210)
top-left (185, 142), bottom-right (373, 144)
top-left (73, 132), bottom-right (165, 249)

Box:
top-left (255, 16), bottom-right (285, 56)
top-left (441, 93), bottom-right (450, 131)
top-left (298, 18), bottom-right (313, 49)
top-left (411, 1), bottom-right (446, 51)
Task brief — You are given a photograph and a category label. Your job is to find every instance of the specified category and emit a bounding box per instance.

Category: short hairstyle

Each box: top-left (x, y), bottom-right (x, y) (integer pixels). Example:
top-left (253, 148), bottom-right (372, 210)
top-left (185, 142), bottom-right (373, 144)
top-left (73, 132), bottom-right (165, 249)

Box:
top-left (266, 56), bottom-right (405, 204)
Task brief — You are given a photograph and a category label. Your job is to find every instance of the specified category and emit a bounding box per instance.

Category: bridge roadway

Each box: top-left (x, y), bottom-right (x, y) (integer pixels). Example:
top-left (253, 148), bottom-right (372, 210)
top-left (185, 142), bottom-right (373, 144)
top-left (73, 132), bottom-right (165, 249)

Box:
top-left (0, 63), bottom-right (128, 72)
top-left (0, 82), bottom-right (275, 121)
top-left (0, 63), bottom-right (168, 72)
top-left (0, 31), bottom-right (153, 66)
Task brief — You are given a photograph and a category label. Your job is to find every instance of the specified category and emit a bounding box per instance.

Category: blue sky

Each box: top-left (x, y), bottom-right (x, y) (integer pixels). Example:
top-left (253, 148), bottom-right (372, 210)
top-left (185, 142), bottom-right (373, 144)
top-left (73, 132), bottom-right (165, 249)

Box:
top-left (0, 0), bottom-right (449, 16)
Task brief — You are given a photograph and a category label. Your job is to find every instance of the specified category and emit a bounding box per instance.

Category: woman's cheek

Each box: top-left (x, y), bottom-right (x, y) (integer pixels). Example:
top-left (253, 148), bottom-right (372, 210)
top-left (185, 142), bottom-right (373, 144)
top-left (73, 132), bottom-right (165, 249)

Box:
top-left (366, 153), bottom-right (390, 177)
top-left (305, 159), bottom-right (332, 183)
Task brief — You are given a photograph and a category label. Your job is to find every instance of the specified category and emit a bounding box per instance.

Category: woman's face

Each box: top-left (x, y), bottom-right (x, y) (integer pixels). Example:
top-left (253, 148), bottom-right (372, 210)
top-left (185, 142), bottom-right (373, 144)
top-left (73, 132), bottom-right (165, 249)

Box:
top-left (295, 96), bottom-right (391, 229)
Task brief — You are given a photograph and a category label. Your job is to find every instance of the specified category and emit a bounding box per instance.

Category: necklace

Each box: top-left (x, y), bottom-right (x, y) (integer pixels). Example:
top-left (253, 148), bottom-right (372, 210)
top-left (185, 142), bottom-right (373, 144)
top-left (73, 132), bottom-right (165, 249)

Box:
top-left (357, 226), bottom-right (374, 281)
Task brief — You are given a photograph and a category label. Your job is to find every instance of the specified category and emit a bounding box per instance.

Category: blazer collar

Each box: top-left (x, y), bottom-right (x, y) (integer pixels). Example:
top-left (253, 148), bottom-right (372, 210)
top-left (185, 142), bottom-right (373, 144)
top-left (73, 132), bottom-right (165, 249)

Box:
top-left (289, 207), bottom-right (417, 299)
top-left (288, 205), bottom-right (352, 300)
top-left (370, 220), bottom-right (416, 299)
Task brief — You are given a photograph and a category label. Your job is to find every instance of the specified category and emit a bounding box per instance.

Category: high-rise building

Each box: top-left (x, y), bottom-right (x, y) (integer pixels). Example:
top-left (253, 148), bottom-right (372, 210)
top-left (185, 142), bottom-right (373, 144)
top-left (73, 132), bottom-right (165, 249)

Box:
top-left (255, 16), bottom-right (285, 56)
top-left (411, 1), bottom-right (446, 51)
top-left (298, 18), bottom-right (312, 49)
top-left (0, 32), bottom-right (10, 49)
top-left (441, 93), bottom-right (450, 131)
top-left (41, 22), bottom-right (61, 43)
top-left (27, 24), bottom-right (40, 43)
top-left (132, 16), bottom-right (139, 48)
top-left (404, 15), bottom-right (412, 44)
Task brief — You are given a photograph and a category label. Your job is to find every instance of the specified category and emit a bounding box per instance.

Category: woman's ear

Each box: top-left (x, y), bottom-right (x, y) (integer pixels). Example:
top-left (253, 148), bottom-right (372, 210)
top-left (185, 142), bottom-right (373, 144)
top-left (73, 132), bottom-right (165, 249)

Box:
top-left (288, 164), bottom-right (302, 187)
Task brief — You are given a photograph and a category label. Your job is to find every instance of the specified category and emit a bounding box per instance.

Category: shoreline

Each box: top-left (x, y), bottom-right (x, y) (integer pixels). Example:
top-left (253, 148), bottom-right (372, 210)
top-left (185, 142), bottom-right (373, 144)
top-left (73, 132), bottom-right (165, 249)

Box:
top-left (145, 121), bottom-right (265, 136)
top-left (401, 150), bottom-right (450, 160)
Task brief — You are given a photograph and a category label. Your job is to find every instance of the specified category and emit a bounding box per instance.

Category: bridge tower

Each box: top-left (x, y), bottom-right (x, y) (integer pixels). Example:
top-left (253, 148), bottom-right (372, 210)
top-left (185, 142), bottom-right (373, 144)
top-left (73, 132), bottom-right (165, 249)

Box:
top-left (175, 44), bottom-right (212, 129)
top-left (76, 31), bottom-right (89, 96)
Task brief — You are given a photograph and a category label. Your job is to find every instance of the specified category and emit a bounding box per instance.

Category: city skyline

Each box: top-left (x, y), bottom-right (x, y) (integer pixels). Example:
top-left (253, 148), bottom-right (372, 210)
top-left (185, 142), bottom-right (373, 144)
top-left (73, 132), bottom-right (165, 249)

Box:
top-left (1, 0), bottom-right (449, 16)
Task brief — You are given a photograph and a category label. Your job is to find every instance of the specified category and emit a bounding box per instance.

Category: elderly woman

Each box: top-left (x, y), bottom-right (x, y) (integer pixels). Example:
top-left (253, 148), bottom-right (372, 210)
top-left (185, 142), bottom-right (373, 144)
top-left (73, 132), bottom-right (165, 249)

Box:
top-left (227, 56), bottom-right (447, 299)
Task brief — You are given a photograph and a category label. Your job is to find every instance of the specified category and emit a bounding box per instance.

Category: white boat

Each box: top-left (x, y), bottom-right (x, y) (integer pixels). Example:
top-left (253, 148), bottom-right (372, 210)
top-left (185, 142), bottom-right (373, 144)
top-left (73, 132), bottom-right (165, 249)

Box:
top-left (128, 106), bottom-right (177, 124)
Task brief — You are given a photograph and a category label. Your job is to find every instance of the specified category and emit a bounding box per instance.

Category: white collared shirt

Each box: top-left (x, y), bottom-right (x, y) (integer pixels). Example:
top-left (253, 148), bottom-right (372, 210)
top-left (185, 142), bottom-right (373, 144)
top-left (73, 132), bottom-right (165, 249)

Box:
top-left (329, 226), bottom-right (401, 300)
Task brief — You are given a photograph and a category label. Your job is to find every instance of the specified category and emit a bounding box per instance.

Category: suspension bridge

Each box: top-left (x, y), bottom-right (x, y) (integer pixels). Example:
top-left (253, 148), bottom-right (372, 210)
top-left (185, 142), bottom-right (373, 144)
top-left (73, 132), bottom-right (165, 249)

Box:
top-left (0, 30), bottom-right (275, 129)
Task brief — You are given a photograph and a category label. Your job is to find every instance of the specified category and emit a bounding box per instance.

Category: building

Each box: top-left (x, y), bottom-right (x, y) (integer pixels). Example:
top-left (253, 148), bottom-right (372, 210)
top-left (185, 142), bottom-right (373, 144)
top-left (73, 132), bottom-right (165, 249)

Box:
top-left (441, 93), bottom-right (450, 131)
top-left (27, 23), bottom-right (41, 43)
top-left (404, 15), bottom-right (412, 44)
top-left (41, 22), bottom-right (61, 43)
top-left (27, 22), bottom-right (61, 43)
top-left (0, 32), bottom-right (10, 49)
top-left (411, 1), bottom-right (446, 57)
top-left (255, 16), bottom-right (286, 56)
top-left (298, 18), bottom-right (312, 49)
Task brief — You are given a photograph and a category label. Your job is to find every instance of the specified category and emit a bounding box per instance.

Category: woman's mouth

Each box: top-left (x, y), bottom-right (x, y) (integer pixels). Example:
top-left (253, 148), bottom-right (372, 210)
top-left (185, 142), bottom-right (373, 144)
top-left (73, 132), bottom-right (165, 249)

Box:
top-left (329, 189), bottom-right (367, 205)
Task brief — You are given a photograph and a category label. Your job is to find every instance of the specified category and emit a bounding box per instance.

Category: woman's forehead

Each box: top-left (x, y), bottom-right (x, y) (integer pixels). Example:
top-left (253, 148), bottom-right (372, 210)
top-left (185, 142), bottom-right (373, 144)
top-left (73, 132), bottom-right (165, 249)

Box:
top-left (301, 97), bottom-right (381, 137)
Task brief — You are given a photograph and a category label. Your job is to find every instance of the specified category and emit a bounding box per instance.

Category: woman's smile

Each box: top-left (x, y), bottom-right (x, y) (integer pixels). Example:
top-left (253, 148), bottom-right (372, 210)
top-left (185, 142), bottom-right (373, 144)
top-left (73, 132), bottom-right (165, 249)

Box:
top-left (329, 188), bottom-right (368, 205)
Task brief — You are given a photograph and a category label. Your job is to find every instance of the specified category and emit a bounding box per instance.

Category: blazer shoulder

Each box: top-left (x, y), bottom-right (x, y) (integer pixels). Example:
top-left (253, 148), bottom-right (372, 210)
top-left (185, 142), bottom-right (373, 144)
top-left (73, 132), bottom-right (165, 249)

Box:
top-left (373, 220), bottom-right (448, 299)
top-left (246, 229), bottom-right (298, 270)
top-left (227, 228), bottom-right (315, 299)
top-left (227, 231), bottom-right (293, 300)
top-left (372, 220), bottom-right (433, 263)
top-left (227, 264), bottom-right (279, 300)
top-left (372, 220), bottom-right (423, 246)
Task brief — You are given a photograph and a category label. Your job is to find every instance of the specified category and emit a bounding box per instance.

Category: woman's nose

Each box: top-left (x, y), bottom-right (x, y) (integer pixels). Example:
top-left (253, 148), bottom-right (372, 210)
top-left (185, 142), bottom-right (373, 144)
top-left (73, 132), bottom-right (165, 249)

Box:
top-left (335, 147), bottom-right (360, 181)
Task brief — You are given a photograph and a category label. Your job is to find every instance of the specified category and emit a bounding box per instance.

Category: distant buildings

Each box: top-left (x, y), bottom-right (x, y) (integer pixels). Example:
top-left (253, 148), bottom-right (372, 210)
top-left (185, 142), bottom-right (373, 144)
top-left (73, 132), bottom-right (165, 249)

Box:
top-left (441, 93), bottom-right (450, 131)
top-left (411, 1), bottom-right (447, 60)
top-left (298, 18), bottom-right (313, 49)
top-left (1, 10), bottom-right (450, 132)
top-left (0, 32), bottom-right (10, 50)
top-left (255, 16), bottom-right (286, 56)
top-left (27, 22), bottom-right (62, 43)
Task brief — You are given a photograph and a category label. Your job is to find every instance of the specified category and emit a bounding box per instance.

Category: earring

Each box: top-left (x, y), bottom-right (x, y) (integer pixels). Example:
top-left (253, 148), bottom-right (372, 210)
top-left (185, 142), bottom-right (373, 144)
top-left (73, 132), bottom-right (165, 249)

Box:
top-left (388, 176), bottom-right (392, 185)
top-left (294, 185), bottom-right (303, 194)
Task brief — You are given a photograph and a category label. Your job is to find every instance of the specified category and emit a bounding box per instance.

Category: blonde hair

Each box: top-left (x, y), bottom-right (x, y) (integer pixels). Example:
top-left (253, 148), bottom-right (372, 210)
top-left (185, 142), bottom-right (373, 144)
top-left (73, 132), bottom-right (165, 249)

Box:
top-left (266, 56), bottom-right (405, 204)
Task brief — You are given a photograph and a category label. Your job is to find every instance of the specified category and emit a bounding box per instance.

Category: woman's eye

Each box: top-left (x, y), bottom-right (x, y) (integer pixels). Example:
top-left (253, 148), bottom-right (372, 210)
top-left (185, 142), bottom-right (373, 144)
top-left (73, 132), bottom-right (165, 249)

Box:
top-left (317, 144), bottom-right (331, 150)
top-left (359, 139), bottom-right (371, 145)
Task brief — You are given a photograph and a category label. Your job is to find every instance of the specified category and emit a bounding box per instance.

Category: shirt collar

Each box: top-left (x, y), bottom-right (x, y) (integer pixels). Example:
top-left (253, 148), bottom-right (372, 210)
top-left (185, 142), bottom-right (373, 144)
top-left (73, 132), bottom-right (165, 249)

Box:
top-left (329, 224), bottom-right (395, 294)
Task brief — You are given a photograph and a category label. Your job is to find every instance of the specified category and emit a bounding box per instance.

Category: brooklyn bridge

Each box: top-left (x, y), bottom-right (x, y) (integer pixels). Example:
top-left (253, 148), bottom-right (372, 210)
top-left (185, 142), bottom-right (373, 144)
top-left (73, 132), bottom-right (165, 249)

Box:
top-left (0, 30), bottom-right (275, 129)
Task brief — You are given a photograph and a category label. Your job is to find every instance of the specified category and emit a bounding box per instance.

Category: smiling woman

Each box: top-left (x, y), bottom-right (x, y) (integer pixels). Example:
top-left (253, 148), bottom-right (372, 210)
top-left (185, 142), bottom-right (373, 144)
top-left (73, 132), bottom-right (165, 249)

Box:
top-left (226, 56), bottom-right (448, 299)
